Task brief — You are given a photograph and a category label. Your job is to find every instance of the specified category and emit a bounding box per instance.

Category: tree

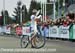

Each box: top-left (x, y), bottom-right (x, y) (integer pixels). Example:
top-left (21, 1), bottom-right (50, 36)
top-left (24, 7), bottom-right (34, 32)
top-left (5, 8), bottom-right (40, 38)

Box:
top-left (22, 5), bottom-right (28, 22)
top-left (5, 10), bottom-right (9, 24)
top-left (28, 0), bottom-right (37, 17)
top-left (13, 1), bottom-right (22, 24)
top-left (13, 1), bottom-right (28, 24)
top-left (1, 10), bottom-right (11, 25)
top-left (46, 0), bottom-right (53, 15)
top-left (47, 0), bottom-right (50, 2)
top-left (59, 0), bottom-right (63, 9)
top-left (0, 16), bottom-right (3, 25)
top-left (36, 2), bottom-right (41, 10)
top-left (1, 11), bottom-right (4, 25)
top-left (46, 0), bottom-right (62, 16)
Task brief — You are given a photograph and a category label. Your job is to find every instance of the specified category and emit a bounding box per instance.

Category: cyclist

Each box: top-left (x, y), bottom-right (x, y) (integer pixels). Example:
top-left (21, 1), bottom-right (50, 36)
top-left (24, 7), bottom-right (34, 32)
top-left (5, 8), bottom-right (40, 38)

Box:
top-left (30, 9), bottom-right (38, 34)
top-left (30, 9), bottom-right (42, 48)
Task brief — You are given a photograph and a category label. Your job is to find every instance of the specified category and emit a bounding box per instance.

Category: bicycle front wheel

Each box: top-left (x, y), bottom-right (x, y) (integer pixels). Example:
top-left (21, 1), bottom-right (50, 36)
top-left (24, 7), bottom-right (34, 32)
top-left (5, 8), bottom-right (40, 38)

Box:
top-left (32, 33), bottom-right (46, 49)
top-left (20, 35), bottom-right (29, 48)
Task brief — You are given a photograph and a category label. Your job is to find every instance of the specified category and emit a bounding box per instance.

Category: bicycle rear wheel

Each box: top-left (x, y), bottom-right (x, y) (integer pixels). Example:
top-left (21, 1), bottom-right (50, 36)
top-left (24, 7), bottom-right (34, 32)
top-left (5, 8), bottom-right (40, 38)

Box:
top-left (32, 33), bottom-right (46, 49)
top-left (20, 35), bottom-right (29, 48)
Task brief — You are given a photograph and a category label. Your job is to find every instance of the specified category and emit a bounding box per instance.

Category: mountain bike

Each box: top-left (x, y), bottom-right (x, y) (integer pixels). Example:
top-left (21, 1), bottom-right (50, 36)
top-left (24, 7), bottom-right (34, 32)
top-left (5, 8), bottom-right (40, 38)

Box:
top-left (20, 26), bottom-right (46, 49)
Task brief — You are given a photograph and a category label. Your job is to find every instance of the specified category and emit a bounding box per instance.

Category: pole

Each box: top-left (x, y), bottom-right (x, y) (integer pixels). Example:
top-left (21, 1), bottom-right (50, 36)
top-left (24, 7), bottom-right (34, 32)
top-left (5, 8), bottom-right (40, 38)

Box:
top-left (58, 0), bottom-right (59, 18)
top-left (41, 1), bottom-right (43, 21)
top-left (43, 3), bottom-right (44, 22)
top-left (20, 9), bottom-right (22, 24)
top-left (20, 0), bottom-right (22, 25)
top-left (18, 0), bottom-right (22, 25)
top-left (63, 0), bottom-right (65, 16)
top-left (3, 0), bottom-right (5, 25)
top-left (41, 1), bottom-right (42, 14)
top-left (45, 1), bottom-right (46, 22)
top-left (53, 0), bottom-right (56, 21)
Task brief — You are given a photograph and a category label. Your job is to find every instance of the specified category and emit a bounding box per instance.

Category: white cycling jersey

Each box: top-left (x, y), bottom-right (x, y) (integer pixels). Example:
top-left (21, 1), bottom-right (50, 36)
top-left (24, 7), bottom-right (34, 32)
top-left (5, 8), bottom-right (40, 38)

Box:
top-left (30, 11), bottom-right (42, 33)
top-left (30, 15), bottom-right (38, 33)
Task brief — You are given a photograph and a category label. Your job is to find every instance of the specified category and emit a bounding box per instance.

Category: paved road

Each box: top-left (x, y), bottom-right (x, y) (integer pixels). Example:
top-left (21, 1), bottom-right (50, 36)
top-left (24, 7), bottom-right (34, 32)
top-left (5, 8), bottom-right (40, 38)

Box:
top-left (0, 35), bottom-right (75, 53)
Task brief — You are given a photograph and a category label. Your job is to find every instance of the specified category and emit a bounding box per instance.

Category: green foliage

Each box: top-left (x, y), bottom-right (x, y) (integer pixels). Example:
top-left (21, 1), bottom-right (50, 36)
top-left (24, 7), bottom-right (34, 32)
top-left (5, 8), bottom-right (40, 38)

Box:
top-left (0, 11), bottom-right (4, 25)
top-left (1, 10), bottom-right (12, 25)
top-left (13, 1), bottom-right (28, 24)
top-left (46, 0), bottom-right (64, 16)
top-left (46, 4), bottom-right (53, 15)
top-left (59, 0), bottom-right (63, 8)
top-left (22, 5), bottom-right (28, 22)
top-left (13, 6), bottom-right (21, 24)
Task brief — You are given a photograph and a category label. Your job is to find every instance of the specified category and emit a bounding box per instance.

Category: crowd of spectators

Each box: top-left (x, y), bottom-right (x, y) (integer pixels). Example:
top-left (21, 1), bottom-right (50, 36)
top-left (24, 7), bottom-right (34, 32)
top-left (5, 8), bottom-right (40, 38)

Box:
top-left (8, 13), bottom-right (75, 28)
top-left (43, 13), bottom-right (75, 27)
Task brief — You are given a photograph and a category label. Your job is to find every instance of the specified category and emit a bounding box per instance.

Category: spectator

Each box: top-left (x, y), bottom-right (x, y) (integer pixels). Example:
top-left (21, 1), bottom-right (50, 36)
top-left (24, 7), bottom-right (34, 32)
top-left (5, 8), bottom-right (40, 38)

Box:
top-left (60, 18), bottom-right (64, 25)
top-left (63, 19), bottom-right (69, 27)
top-left (46, 18), bottom-right (51, 25)
top-left (55, 19), bottom-right (61, 26)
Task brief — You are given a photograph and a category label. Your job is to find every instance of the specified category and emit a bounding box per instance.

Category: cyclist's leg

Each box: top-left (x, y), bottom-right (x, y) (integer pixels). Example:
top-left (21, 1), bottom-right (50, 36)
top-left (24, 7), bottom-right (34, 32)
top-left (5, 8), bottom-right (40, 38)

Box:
top-left (31, 33), bottom-right (35, 48)
top-left (31, 32), bottom-right (37, 48)
top-left (31, 24), bottom-right (38, 48)
top-left (37, 25), bottom-right (41, 35)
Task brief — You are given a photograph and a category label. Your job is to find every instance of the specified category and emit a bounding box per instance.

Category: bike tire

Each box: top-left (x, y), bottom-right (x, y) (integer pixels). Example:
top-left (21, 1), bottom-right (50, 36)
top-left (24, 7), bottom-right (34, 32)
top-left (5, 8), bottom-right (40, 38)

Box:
top-left (32, 33), bottom-right (46, 49)
top-left (20, 35), bottom-right (29, 48)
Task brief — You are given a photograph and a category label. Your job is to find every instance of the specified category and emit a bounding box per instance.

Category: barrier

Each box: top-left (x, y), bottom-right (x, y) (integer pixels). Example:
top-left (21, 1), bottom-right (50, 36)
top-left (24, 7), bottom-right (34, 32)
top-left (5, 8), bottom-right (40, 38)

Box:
top-left (59, 26), bottom-right (69, 39)
top-left (5, 26), bottom-right (11, 34)
top-left (0, 26), bottom-right (2, 33)
top-left (48, 25), bottom-right (70, 39)
top-left (16, 26), bottom-right (22, 35)
top-left (2, 26), bottom-right (6, 33)
top-left (73, 25), bottom-right (75, 39)
top-left (0, 24), bottom-right (75, 40)
top-left (22, 26), bottom-right (31, 36)
top-left (48, 25), bottom-right (75, 40)
top-left (49, 26), bottom-right (59, 38)
top-left (69, 24), bottom-right (75, 39)
top-left (1, 26), bottom-right (11, 34)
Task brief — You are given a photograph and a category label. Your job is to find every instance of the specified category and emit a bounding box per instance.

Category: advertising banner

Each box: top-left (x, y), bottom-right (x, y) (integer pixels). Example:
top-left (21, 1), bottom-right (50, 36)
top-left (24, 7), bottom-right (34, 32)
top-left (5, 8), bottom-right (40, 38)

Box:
top-left (0, 26), bottom-right (2, 33)
top-left (73, 25), bottom-right (75, 39)
top-left (22, 26), bottom-right (31, 36)
top-left (59, 26), bottom-right (69, 39)
top-left (16, 26), bottom-right (22, 35)
top-left (49, 26), bottom-right (59, 38)
top-left (5, 26), bottom-right (11, 34)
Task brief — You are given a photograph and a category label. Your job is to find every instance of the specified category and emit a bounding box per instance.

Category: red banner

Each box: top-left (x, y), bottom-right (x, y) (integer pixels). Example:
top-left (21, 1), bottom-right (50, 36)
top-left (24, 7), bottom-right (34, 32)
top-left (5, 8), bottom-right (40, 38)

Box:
top-left (16, 26), bottom-right (22, 35)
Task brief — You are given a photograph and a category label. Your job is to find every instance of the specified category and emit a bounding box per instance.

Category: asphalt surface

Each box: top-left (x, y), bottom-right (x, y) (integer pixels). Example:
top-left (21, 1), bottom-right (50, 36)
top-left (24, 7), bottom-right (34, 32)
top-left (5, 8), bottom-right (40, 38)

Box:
top-left (0, 35), bottom-right (75, 53)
